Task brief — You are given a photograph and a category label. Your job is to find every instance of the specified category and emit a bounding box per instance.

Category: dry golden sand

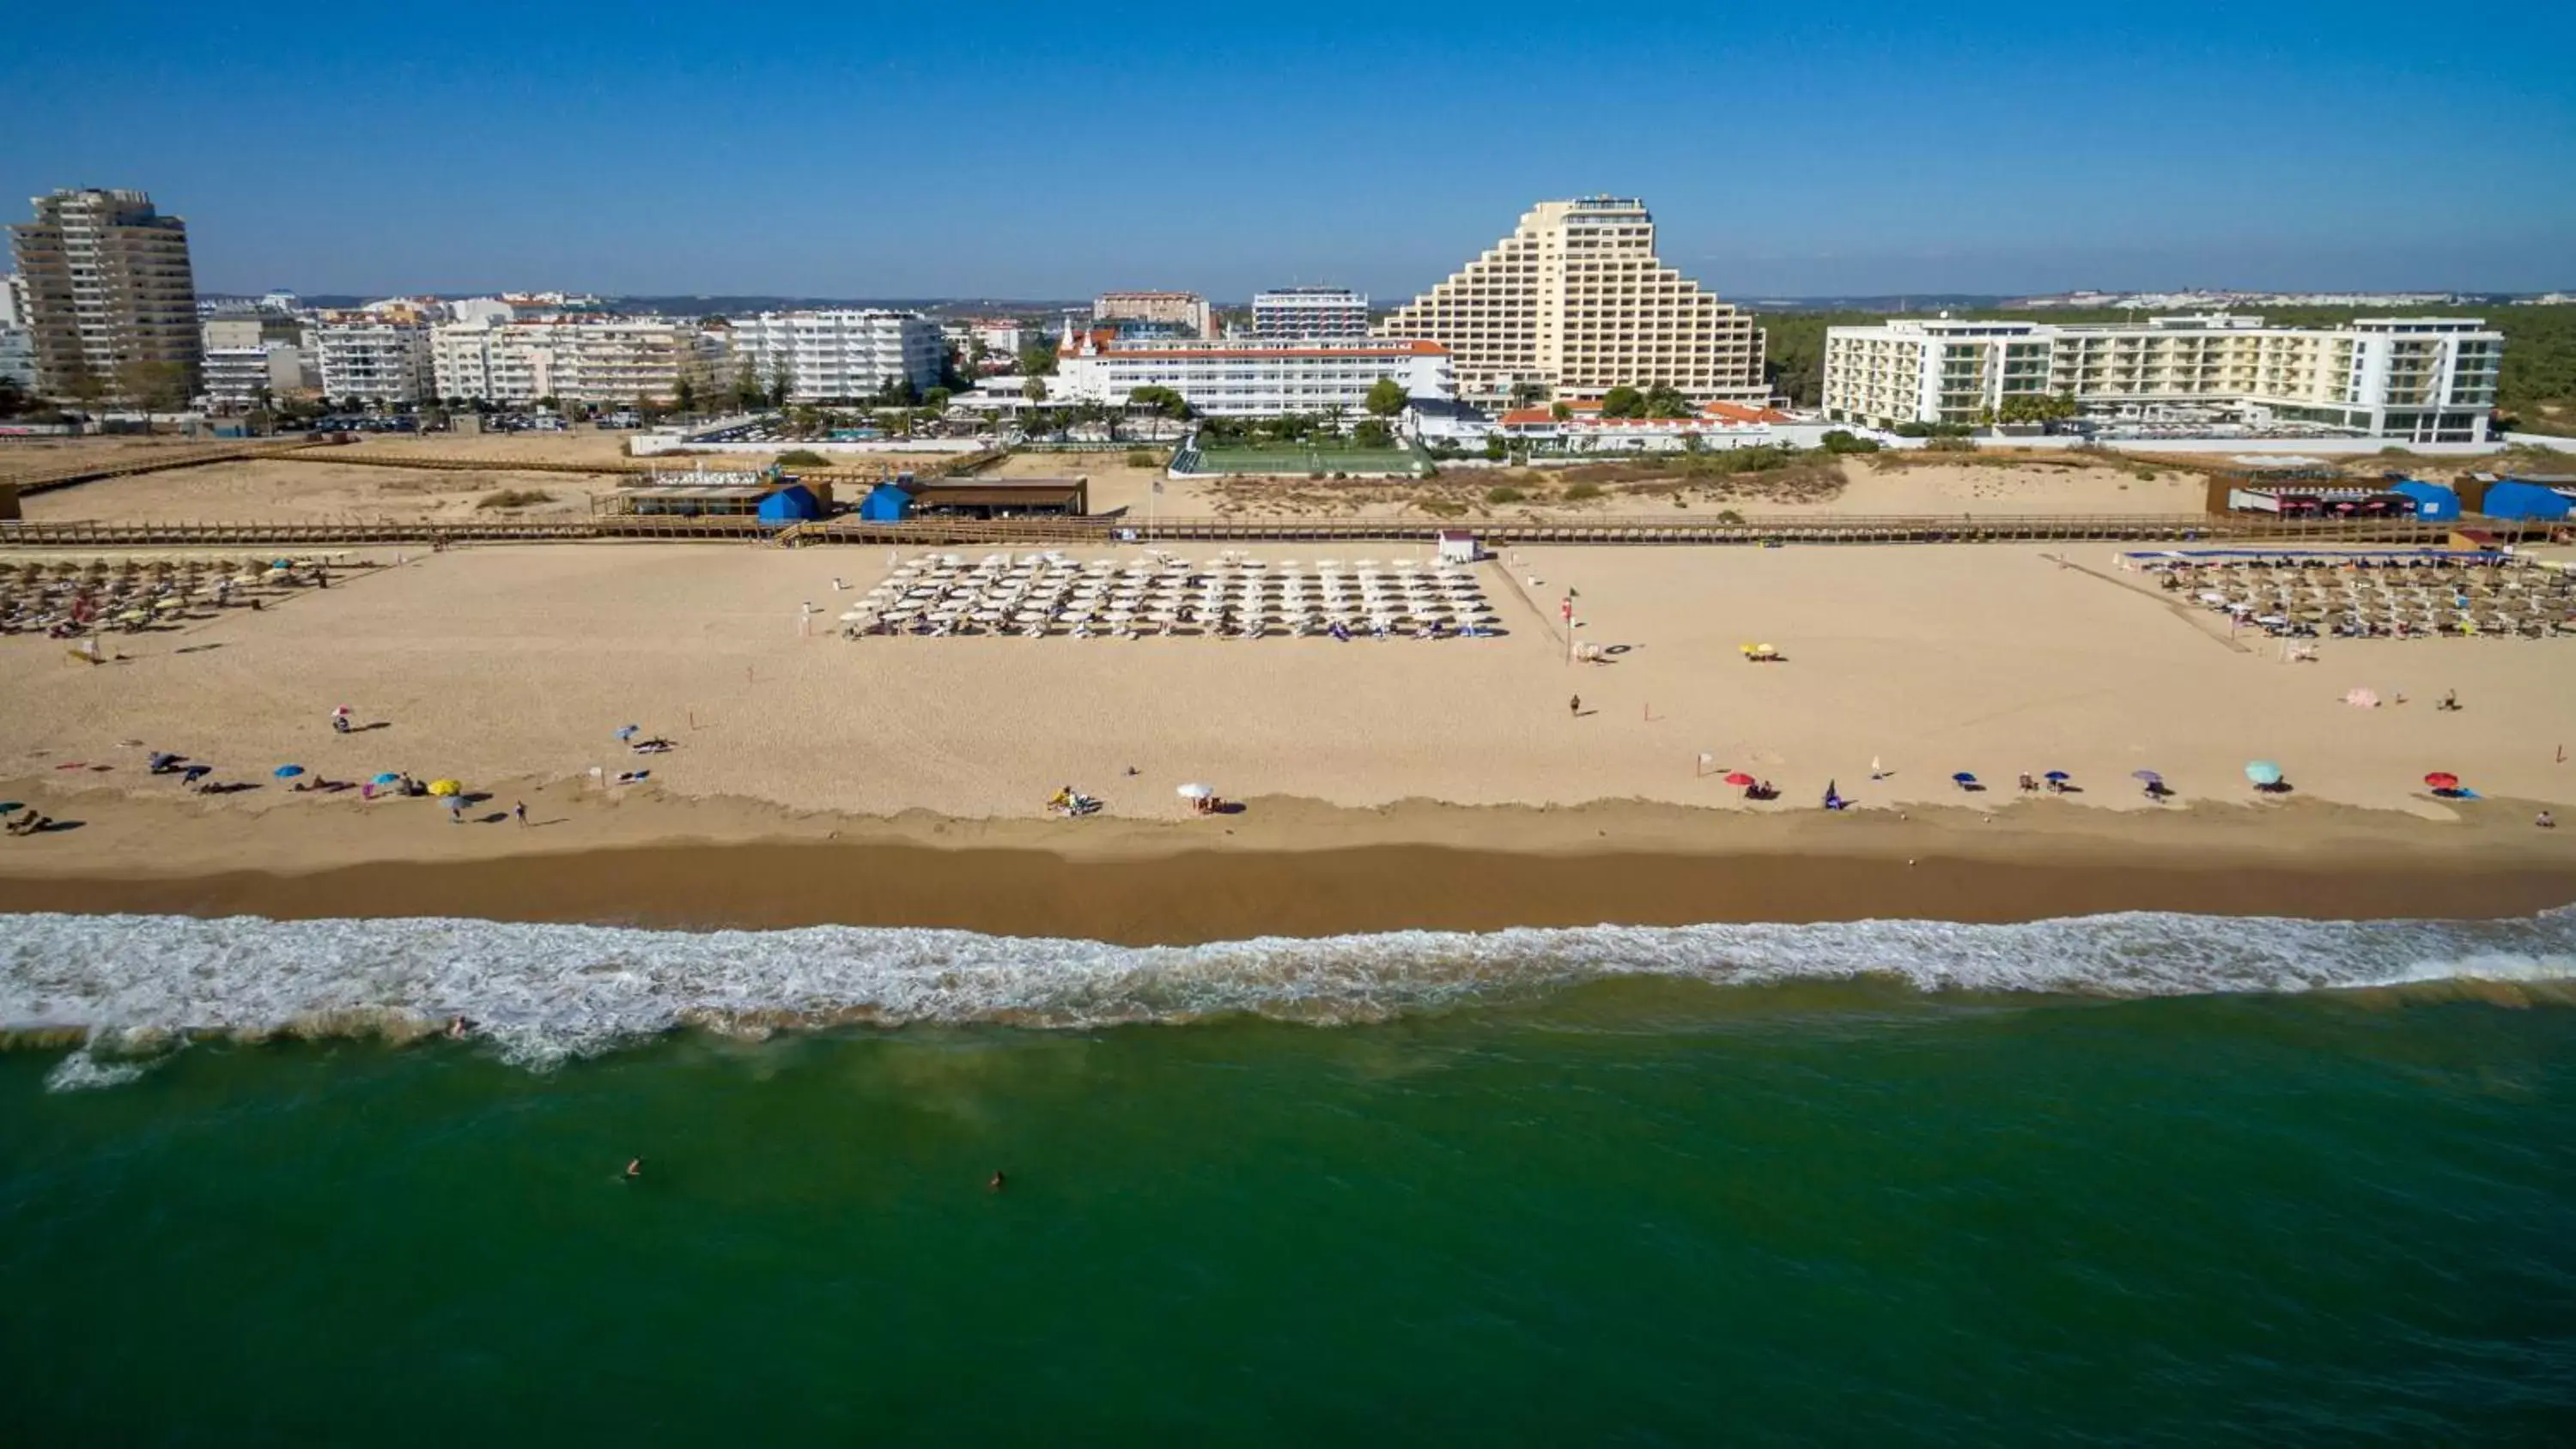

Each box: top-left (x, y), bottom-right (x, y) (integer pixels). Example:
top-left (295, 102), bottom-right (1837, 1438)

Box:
top-left (1, 537), bottom-right (2571, 840)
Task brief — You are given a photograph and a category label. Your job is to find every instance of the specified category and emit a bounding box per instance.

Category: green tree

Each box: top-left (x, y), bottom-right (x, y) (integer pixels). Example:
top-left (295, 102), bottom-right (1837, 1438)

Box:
top-left (1483, 434), bottom-right (1507, 461)
top-left (1127, 385), bottom-right (1190, 419)
top-left (923, 385), bottom-right (953, 413)
top-left (1509, 380), bottom-right (1546, 408)
top-left (673, 375), bottom-right (697, 415)
top-left (1017, 340), bottom-right (1059, 377)
top-left (1600, 385), bottom-right (1647, 419)
top-left (118, 360), bottom-right (193, 410)
top-left (1550, 401), bottom-right (1572, 421)
top-left (1364, 377), bottom-right (1408, 417)
top-left (1643, 383), bottom-right (1691, 419)
top-left (1352, 418), bottom-right (1394, 449)
top-left (1021, 376), bottom-right (1048, 403)
top-left (766, 361), bottom-right (793, 409)
top-left (733, 361), bottom-right (763, 411)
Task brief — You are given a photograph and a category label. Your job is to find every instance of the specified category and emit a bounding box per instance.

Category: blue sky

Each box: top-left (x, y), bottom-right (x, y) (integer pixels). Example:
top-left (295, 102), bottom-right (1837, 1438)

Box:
top-left (7, 1), bottom-right (2572, 300)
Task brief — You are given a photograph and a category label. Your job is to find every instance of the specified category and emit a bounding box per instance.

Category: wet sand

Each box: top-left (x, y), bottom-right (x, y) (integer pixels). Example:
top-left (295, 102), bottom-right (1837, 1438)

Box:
top-left (0, 789), bottom-right (2567, 943)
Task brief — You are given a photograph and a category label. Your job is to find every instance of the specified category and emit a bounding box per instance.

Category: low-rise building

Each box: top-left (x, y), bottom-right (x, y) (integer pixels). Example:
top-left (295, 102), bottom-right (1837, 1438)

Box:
top-left (1051, 327), bottom-right (1455, 416)
top-left (1497, 399), bottom-right (1795, 452)
top-left (1822, 313), bottom-right (2502, 443)
top-left (727, 310), bottom-right (944, 402)
top-left (1253, 287), bottom-right (1370, 340)
top-left (306, 314), bottom-right (435, 403)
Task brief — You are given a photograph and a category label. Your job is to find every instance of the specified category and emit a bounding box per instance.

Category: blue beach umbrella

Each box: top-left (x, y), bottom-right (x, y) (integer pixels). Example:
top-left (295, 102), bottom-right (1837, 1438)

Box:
top-left (2245, 761), bottom-right (2284, 786)
top-left (273, 764), bottom-right (306, 779)
top-left (371, 772), bottom-right (402, 785)
top-left (2130, 770), bottom-right (2163, 785)
top-left (2044, 770), bottom-right (2071, 782)
top-left (1951, 771), bottom-right (1978, 784)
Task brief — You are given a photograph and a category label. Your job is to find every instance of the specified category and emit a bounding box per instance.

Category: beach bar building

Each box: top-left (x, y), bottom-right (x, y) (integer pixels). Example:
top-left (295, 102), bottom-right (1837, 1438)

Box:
top-left (598, 467), bottom-right (834, 519)
top-left (857, 475), bottom-right (1090, 522)
top-left (2222, 482), bottom-right (2421, 519)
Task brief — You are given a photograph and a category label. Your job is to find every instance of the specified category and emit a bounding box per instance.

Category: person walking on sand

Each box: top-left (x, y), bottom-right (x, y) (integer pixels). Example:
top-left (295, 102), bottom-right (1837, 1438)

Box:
top-left (331, 705), bottom-right (351, 735)
top-left (513, 800), bottom-right (528, 828)
top-left (1569, 694), bottom-right (1582, 718)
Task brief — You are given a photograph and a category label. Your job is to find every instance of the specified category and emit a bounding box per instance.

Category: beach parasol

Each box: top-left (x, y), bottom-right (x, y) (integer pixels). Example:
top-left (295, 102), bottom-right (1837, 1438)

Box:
top-left (1177, 783), bottom-right (1215, 801)
top-left (370, 772), bottom-right (402, 785)
top-left (1951, 771), bottom-right (1978, 785)
top-left (427, 779), bottom-right (464, 797)
top-left (2423, 772), bottom-right (2461, 791)
top-left (2130, 770), bottom-right (2163, 784)
top-left (2044, 770), bottom-right (2071, 782)
top-left (272, 764), bottom-right (305, 779)
top-left (2245, 761), bottom-right (2284, 786)
top-left (1722, 772), bottom-right (1757, 787)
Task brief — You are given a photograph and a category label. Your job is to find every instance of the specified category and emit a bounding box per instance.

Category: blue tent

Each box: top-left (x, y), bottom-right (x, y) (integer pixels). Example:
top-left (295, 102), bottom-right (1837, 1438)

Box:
top-left (2480, 482), bottom-right (2573, 521)
top-left (755, 483), bottom-right (821, 525)
top-left (858, 482), bottom-right (914, 522)
top-left (2389, 479), bottom-right (2460, 521)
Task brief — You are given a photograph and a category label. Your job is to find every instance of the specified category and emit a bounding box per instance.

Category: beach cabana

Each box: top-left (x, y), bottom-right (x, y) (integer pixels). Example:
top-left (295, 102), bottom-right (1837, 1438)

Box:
top-left (756, 484), bottom-right (823, 526)
top-left (859, 482), bottom-right (914, 522)
top-left (2478, 482), bottom-right (2572, 522)
top-left (2388, 480), bottom-right (2461, 522)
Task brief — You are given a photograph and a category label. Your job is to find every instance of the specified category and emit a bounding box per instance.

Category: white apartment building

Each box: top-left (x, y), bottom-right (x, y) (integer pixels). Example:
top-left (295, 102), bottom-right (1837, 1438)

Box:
top-left (0, 272), bottom-right (30, 388)
top-left (198, 318), bottom-right (311, 406)
top-left (1093, 290), bottom-right (1212, 337)
top-left (1052, 328), bottom-right (1455, 416)
top-left (727, 310), bottom-right (944, 402)
top-left (1376, 197), bottom-right (1765, 407)
top-left (430, 318), bottom-right (726, 406)
top-left (1821, 314), bottom-right (2504, 443)
top-left (9, 188), bottom-right (202, 400)
top-left (1252, 287), bottom-right (1370, 341)
top-left (307, 314), bottom-right (435, 403)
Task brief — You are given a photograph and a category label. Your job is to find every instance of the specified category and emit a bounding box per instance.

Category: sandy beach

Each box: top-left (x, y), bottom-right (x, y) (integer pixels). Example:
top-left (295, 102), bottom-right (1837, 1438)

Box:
top-left (0, 531), bottom-right (2570, 932)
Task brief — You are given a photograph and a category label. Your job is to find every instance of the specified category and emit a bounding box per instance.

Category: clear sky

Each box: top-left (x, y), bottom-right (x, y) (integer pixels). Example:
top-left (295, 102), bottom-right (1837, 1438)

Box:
top-left (7, 1), bottom-right (2572, 301)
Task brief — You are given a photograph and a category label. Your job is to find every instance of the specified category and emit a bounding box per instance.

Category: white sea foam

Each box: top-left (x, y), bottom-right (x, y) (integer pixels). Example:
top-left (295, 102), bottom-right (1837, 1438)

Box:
top-left (3, 908), bottom-right (2572, 1072)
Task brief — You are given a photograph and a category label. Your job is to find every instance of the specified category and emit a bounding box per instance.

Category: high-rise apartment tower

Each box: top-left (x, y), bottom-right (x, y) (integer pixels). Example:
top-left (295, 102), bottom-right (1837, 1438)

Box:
top-left (8, 188), bottom-right (201, 401)
top-left (1376, 197), bottom-right (1764, 406)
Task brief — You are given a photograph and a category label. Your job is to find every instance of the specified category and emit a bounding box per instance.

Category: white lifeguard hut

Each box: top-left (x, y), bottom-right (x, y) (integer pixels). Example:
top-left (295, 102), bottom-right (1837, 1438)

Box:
top-left (1437, 529), bottom-right (1478, 565)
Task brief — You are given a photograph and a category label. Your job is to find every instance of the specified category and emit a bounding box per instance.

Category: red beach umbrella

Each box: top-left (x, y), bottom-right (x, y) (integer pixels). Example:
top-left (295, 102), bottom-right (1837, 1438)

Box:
top-left (1722, 772), bottom-right (1757, 787)
top-left (2423, 772), bottom-right (2460, 791)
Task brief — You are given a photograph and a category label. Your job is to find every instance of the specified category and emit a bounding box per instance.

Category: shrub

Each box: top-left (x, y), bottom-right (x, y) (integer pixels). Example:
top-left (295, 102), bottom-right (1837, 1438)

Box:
top-left (1925, 436), bottom-right (1977, 452)
top-left (773, 448), bottom-right (829, 468)
top-left (477, 488), bottom-right (554, 509)
top-left (1564, 482), bottom-right (1605, 501)
top-left (1484, 485), bottom-right (1525, 505)
top-left (1716, 509), bottom-right (1746, 524)
top-left (1124, 450), bottom-right (1159, 468)
top-left (1820, 428), bottom-right (1880, 454)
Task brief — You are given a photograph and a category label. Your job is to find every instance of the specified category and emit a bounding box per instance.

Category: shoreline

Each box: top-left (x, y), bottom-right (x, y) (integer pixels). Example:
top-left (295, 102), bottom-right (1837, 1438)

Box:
top-left (1, 787), bottom-right (2568, 943)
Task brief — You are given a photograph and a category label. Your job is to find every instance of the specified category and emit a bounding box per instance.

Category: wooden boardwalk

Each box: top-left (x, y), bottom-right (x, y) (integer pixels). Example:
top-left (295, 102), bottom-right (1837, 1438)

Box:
top-left (0, 512), bottom-right (2488, 551)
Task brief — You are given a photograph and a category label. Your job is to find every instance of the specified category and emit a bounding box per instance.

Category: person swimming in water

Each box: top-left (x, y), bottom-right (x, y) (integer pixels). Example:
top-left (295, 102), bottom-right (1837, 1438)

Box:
top-left (625, 1158), bottom-right (642, 1179)
top-left (987, 1170), bottom-right (1005, 1192)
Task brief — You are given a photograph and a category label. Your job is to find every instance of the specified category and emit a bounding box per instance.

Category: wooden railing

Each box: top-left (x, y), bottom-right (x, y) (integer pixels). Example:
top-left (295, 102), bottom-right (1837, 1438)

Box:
top-left (0, 512), bottom-right (2499, 551)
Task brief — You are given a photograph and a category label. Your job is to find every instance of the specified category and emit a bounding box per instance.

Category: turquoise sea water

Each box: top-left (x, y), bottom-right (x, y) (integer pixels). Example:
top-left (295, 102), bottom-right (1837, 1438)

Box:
top-left (5, 911), bottom-right (2576, 1444)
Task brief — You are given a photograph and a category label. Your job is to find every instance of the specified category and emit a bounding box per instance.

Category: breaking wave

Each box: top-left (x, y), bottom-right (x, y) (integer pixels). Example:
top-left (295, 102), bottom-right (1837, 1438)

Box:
top-left (4, 907), bottom-right (2573, 1072)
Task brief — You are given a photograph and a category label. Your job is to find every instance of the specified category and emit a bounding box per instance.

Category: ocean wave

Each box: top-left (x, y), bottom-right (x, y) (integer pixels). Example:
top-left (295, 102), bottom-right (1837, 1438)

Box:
top-left (3, 908), bottom-right (2573, 1071)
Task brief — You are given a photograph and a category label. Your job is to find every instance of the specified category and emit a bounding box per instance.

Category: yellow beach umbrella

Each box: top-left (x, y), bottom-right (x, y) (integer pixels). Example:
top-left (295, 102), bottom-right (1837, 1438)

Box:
top-left (427, 779), bottom-right (464, 797)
